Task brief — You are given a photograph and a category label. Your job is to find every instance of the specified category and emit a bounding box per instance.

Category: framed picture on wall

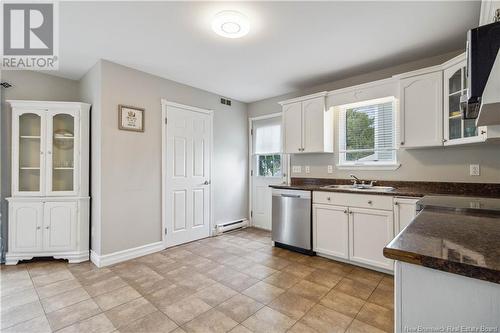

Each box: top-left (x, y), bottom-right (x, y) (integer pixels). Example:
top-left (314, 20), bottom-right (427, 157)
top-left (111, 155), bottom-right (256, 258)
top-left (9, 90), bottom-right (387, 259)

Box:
top-left (118, 105), bottom-right (145, 132)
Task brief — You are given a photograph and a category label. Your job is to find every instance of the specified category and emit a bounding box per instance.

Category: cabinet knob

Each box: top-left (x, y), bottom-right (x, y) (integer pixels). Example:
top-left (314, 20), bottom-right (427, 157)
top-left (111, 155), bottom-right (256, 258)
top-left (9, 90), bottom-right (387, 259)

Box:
top-left (400, 142), bottom-right (404, 145)
top-left (343, 210), bottom-right (348, 214)
top-left (442, 139), bottom-right (447, 143)
top-left (45, 226), bottom-right (50, 229)
top-left (40, 151), bottom-right (44, 155)
top-left (368, 200), bottom-right (373, 204)
top-left (47, 151), bottom-right (52, 155)
top-left (36, 226), bottom-right (41, 230)
top-left (394, 202), bottom-right (399, 206)
top-left (326, 197), bottom-right (331, 201)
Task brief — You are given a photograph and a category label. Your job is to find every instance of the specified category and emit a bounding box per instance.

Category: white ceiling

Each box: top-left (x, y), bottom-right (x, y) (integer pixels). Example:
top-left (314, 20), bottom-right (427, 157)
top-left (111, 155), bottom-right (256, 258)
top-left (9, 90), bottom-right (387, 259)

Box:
top-left (58, 1), bottom-right (480, 103)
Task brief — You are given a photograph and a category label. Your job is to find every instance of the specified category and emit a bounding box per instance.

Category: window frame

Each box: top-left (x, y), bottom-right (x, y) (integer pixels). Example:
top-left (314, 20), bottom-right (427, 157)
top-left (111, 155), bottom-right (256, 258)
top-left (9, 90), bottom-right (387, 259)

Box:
top-left (337, 96), bottom-right (400, 170)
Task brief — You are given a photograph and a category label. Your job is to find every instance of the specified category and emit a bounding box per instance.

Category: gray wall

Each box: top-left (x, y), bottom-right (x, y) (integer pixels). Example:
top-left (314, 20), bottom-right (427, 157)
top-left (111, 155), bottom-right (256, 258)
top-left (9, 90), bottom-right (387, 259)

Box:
top-left (78, 61), bottom-right (102, 255)
top-left (248, 51), bottom-right (500, 184)
top-left (97, 60), bottom-right (248, 255)
top-left (1, 62), bottom-right (248, 257)
top-left (0, 71), bottom-right (80, 258)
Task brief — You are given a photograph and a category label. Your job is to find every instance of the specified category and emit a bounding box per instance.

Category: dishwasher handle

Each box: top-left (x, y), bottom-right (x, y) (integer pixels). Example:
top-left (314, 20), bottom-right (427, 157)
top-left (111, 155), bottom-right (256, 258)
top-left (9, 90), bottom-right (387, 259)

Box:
top-left (280, 194), bottom-right (302, 198)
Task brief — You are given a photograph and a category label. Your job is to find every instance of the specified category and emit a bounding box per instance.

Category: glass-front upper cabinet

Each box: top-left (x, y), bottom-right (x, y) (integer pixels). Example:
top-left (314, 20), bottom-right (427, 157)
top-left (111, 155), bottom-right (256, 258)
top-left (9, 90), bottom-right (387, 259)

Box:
top-left (10, 101), bottom-right (88, 197)
top-left (47, 111), bottom-right (79, 195)
top-left (15, 110), bottom-right (46, 195)
top-left (443, 60), bottom-right (484, 145)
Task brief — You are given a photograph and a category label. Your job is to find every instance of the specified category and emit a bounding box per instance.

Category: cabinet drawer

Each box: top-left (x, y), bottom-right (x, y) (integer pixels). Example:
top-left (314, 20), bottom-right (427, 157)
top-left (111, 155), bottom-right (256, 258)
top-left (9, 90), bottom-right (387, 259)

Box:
top-left (313, 191), bottom-right (393, 211)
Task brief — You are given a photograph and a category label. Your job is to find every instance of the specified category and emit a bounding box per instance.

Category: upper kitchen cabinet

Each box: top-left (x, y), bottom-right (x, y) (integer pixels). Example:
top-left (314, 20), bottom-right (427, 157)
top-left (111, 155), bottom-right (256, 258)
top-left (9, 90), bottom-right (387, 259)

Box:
top-left (443, 54), bottom-right (500, 145)
top-left (280, 92), bottom-right (334, 154)
top-left (397, 68), bottom-right (444, 148)
top-left (9, 101), bottom-right (90, 197)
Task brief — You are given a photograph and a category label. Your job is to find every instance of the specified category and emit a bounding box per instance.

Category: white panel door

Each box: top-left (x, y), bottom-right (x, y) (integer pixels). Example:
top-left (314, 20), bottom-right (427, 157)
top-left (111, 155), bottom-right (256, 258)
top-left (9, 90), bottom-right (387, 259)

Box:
top-left (9, 202), bottom-right (43, 252)
top-left (302, 97), bottom-right (325, 153)
top-left (349, 207), bottom-right (394, 270)
top-left (394, 197), bottom-right (419, 234)
top-left (166, 105), bottom-right (211, 247)
top-left (313, 204), bottom-right (349, 259)
top-left (283, 102), bottom-right (303, 153)
top-left (399, 71), bottom-right (443, 148)
top-left (43, 201), bottom-right (78, 251)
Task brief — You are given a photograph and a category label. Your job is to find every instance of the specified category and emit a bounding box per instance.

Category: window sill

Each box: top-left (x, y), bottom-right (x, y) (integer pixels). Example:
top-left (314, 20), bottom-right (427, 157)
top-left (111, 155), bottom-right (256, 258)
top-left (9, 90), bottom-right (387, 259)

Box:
top-left (335, 163), bottom-right (401, 171)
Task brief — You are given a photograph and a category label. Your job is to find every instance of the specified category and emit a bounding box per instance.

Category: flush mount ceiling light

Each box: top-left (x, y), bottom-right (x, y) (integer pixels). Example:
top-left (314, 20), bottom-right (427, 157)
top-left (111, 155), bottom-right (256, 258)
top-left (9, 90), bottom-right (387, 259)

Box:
top-left (212, 10), bottom-right (250, 39)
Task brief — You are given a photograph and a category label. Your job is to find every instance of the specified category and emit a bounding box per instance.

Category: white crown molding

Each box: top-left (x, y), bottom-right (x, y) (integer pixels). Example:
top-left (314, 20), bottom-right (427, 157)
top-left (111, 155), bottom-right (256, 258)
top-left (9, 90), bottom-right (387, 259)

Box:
top-left (7, 100), bottom-right (91, 110)
top-left (278, 91), bottom-right (328, 106)
top-left (90, 241), bottom-right (164, 267)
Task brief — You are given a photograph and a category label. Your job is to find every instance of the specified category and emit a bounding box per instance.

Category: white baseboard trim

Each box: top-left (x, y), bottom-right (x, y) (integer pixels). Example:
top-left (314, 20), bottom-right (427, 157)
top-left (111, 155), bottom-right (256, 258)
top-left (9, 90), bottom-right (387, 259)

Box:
top-left (90, 241), bottom-right (164, 267)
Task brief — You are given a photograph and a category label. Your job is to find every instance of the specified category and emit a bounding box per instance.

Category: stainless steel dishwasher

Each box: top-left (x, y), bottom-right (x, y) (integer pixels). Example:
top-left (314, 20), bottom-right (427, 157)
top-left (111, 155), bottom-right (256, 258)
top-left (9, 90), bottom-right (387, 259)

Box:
top-left (271, 189), bottom-right (314, 255)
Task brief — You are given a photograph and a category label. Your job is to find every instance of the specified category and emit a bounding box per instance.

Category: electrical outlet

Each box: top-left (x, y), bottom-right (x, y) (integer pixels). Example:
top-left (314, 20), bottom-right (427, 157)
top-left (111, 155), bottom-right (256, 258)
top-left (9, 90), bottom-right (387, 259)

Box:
top-left (305, 166), bottom-right (310, 174)
top-left (470, 164), bottom-right (480, 176)
top-left (327, 165), bottom-right (333, 174)
top-left (292, 165), bottom-right (302, 173)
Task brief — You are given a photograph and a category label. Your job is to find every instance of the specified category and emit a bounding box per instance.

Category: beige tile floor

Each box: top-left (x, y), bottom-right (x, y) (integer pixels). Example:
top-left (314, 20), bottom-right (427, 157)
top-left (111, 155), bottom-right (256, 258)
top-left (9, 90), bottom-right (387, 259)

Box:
top-left (0, 228), bottom-right (394, 333)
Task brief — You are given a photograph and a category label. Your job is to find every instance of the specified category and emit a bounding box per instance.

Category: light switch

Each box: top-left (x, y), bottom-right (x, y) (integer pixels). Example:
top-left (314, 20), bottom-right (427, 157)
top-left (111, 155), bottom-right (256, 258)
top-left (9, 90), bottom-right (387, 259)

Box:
top-left (292, 165), bottom-right (302, 173)
top-left (327, 165), bottom-right (333, 174)
top-left (305, 166), bottom-right (310, 174)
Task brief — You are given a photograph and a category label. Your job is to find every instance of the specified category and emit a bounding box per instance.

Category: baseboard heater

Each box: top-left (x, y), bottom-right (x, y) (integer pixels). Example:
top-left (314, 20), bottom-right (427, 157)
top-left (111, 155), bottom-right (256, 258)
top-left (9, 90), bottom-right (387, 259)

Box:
top-left (214, 219), bottom-right (249, 235)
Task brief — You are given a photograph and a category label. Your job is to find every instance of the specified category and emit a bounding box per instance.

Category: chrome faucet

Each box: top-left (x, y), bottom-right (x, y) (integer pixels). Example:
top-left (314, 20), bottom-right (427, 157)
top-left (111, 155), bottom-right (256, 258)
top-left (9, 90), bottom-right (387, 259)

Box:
top-left (349, 174), bottom-right (361, 185)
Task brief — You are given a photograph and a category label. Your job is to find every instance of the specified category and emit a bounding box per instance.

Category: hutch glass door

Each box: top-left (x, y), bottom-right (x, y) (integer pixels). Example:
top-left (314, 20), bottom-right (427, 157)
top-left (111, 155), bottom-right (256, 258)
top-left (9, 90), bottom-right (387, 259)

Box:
top-left (18, 112), bottom-right (44, 195)
top-left (47, 111), bottom-right (78, 195)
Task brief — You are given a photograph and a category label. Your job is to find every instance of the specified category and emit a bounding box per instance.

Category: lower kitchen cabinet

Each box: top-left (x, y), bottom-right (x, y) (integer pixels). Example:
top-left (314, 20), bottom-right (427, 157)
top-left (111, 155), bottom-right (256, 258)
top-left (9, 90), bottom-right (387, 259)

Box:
top-left (348, 207), bottom-right (394, 271)
top-left (6, 198), bottom-right (89, 265)
top-left (394, 197), bottom-right (419, 234)
top-left (313, 204), bottom-right (349, 259)
top-left (313, 191), bottom-right (397, 272)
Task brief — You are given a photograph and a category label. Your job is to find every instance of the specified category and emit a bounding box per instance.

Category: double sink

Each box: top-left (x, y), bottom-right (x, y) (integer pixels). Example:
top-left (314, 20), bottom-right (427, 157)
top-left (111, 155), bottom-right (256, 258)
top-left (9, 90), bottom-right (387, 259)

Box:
top-left (320, 184), bottom-right (395, 192)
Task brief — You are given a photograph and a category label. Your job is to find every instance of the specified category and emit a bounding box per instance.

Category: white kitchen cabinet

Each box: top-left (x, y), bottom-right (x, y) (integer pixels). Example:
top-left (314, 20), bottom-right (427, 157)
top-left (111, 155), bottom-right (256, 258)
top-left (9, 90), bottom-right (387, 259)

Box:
top-left (394, 197), bottom-right (419, 234)
top-left (6, 100), bottom-right (90, 265)
top-left (313, 191), bottom-right (395, 272)
top-left (349, 207), bottom-right (394, 271)
top-left (313, 204), bottom-right (349, 259)
top-left (443, 55), bottom-right (500, 145)
top-left (280, 93), bottom-right (333, 154)
top-left (9, 201), bottom-right (44, 253)
top-left (283, 102), bottom-right (303, 153)
top-left (398, 70), bottom-right (443, 148)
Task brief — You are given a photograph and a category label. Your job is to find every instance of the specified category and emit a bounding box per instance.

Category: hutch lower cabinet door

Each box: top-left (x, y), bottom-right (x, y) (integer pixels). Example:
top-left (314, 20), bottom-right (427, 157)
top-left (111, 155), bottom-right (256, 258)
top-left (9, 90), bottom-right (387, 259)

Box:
top-left (43, 201), bottom-right (78, 252)
top-left (8, 201), bottom-right (44, 253)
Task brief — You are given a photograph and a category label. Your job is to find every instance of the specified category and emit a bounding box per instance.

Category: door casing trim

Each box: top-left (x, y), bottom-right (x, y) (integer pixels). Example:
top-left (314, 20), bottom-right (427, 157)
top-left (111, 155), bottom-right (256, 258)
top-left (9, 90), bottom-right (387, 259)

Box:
top-left (161, 99), bottom-right (214, 249)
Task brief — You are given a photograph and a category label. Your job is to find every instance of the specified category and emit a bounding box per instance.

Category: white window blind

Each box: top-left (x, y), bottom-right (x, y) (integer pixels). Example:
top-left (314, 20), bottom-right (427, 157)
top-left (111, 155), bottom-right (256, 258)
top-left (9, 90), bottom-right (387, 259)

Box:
top-left (253, 116), bottom-right (282, 154)
top-left (338, 97), bottom-right (396, 166)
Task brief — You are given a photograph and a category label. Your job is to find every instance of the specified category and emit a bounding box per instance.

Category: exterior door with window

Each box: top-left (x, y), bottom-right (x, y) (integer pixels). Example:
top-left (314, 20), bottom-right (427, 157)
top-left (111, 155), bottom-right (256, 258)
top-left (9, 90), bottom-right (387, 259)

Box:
top-left (251, 116), bottom-right (286, 230)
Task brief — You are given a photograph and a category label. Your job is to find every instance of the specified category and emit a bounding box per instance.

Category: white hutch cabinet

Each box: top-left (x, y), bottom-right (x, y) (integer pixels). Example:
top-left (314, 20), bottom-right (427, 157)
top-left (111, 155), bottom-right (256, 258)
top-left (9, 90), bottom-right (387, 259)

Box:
top-left (6, 100), bottom-right (90, 265)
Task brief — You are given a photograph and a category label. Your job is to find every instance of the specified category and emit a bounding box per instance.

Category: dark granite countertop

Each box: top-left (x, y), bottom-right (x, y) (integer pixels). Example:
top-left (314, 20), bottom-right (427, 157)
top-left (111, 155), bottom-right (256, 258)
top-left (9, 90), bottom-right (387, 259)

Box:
top-left (384, 205), bottom-right (500, 284)
top-left (270, 178), bottom-right (500, 198)
top-left (269, 183), bottom-right (427, 197)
